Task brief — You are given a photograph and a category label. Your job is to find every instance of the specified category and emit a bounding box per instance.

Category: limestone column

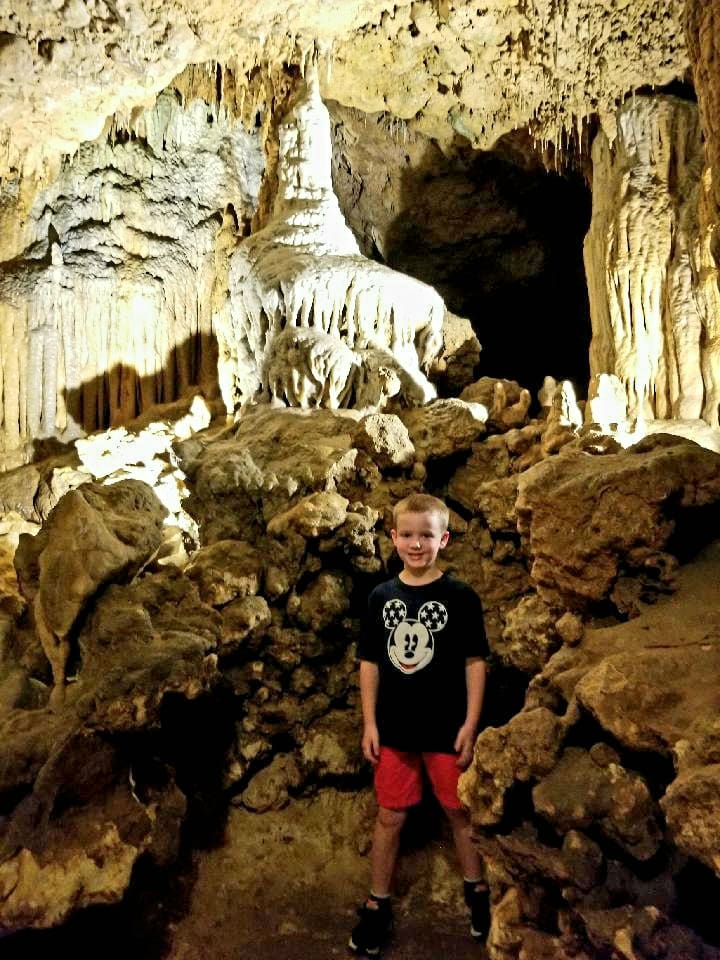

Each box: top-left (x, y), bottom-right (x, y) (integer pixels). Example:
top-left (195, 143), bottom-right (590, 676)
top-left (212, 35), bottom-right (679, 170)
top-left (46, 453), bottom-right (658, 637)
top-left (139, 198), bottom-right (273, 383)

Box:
top-left (584, 95), bottom-right (720, 426)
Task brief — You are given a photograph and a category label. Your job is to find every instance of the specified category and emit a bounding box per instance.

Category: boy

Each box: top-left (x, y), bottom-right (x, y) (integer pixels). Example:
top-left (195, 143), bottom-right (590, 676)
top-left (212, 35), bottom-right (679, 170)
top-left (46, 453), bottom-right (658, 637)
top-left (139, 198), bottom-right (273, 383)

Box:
top-left (349, 493), bottom-right (489, 957)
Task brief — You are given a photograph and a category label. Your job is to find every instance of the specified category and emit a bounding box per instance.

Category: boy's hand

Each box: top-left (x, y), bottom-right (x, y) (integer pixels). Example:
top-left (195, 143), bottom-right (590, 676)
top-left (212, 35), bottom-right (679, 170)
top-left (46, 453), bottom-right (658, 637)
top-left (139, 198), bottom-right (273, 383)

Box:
top-left (454, 723), bottom-right (477, 769)
top-left (362, 723), bottom-right (381, 765)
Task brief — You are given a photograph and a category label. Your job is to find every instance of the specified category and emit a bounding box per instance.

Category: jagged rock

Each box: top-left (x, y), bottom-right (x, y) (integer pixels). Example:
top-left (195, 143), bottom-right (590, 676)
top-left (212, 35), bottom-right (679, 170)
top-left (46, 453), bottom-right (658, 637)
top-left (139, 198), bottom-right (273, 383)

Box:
top-left (353, 413), bottom-right (415, 468)
top-left (0, 465), bottom-right (41, 521)
top-left (187, 540), bottom-right (263, 607)
top-left (399, 398), bottom-right (488, 462)
top-left (447, 436), bottom-right (511, 512)
top-left (580, 905), bottom-right (720, 960)
top-left (475, 475), bottom-right (521, 534)
top-left (14, 479), bottom-right (166, 697)
top-left (318, 503), bottom-right (381, 572)
top-left (575, 640), bottom-right (720, 756)
top-left (73, 567), bottom-right (221, 729)
top-left (240, 753), bottom-right (303, 812)
top-left (265, 625), bottom-right (326, 666)
top-left (287, 571), bottom-right (351, 633)
top-left (267, 491), bottom-right (349, 538)
top-left (0, 723), bottom-right (187, 931)
top-left (516, 435), bottom-right (720, 609)
top-left (476, 822), bottom-right (604, 894)
top-left (556, 611), bottom-right (584, 646)
top-left (661, 765), bottom-right (720, 873)
top-left (443, 518), bottom-right (530, 646)
top-left (498, 594), bottom-right (561, 673)
top-left (299, 708), bottom-right (363, 778)
top-left (461, 377), bottom-right (532, 432)
top-left (532, 747), bottom-right (662, 860)
top-left (429, 309), bottom-right (481, 394)
top-left (219, 596), bottom-right (272, 654)
top-left (459, 707), bottom-right (566, 825)
top-left (189, 406), bottom-right (359, 539)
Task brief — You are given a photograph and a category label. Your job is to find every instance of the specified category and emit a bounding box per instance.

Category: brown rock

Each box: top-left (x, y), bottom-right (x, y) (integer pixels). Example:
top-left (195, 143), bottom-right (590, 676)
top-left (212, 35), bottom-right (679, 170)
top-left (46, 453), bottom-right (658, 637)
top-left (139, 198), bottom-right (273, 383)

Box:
top-left (516, 436), bottom-right (720, 609)
top-left (288, 570), bottom-right (351, 633)
top-left (532, 747), bottom-right (662, 860)
top-left (220, 595), bottom-right (272, 653)
top-left (14, 479), bottom-right (166, 695)
top-left (447, 435), bottom-right (511, 512)
top-left (267, 491), bottom-right (349, 538)
top-left (75, 567), bottom-right (221, 729)
top-left (661, 765), bottom-right (720, 873)
top-left (187, 540), bottom-right (263, 606)
top-left (399, 398), bottom-right (487, 462)
top-left (459, 707), bottom-right (566, 824)
top-left (240, 753), bottom-right (304, 812)
top-left (299, 708), bottom-right (363, 778)
top-left (353, 413), bottom-right (415, 468)
top-left (498, 594), bottom-right (561, 674)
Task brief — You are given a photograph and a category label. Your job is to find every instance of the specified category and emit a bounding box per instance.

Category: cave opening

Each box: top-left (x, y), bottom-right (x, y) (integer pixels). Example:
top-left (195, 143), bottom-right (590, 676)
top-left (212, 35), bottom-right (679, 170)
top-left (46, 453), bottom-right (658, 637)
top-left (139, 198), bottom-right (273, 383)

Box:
top-left (334, 122), bottom-right (593, 400)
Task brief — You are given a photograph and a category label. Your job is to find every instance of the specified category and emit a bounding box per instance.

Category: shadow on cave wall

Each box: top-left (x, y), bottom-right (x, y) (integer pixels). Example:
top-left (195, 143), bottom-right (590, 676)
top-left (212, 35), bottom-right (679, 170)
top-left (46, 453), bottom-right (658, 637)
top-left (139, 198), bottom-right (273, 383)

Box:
top-left (380, 131), bottom-right (592, 398)
top-left (29, 331), bottom-right (223, 464)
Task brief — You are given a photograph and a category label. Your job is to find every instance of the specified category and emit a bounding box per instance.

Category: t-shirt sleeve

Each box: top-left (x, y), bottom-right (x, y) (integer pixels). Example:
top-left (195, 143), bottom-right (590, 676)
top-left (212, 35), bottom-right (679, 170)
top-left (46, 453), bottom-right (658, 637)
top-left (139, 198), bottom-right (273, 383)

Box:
top-left (461, 585), bottom-right (490, 660)
top-left (357, 587), bottom-right (383, 662)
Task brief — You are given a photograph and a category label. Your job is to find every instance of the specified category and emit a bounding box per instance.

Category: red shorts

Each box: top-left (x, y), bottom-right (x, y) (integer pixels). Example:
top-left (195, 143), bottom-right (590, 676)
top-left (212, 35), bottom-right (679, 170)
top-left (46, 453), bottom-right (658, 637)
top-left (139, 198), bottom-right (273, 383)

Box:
top-left (374, 747), bottom-right (463, 811)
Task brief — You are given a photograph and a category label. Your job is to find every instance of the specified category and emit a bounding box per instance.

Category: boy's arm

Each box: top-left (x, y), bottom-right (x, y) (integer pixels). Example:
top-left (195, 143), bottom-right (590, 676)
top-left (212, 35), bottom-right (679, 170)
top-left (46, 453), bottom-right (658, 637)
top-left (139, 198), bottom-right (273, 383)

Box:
top-left (359, 659), bottom-right (381, 765)
top-left (454, 657), bottom-right (487, 769)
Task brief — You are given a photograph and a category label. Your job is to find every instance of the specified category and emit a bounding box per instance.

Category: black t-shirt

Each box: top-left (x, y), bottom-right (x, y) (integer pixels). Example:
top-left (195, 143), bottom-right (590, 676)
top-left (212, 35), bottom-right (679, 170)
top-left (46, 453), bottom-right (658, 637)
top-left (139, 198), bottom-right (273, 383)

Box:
top-left (357, 573), bottom-right (489, 753)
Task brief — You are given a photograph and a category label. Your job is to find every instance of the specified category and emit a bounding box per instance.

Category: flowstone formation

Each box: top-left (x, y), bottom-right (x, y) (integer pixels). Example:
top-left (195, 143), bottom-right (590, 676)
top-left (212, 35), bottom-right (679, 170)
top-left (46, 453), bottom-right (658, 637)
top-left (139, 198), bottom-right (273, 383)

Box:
top-left (218, 72), bottom-right (450, 412)
top-left (585, 93), bottom-right (720, 428)
top-left (0, 81), bottom-right (262, 469)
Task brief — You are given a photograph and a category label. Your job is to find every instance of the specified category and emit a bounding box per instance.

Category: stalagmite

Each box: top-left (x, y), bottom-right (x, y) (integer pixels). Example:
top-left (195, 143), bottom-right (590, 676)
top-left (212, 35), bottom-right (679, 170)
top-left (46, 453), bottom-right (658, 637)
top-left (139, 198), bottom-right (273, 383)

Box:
top-left (218, 69), bottom-right (445, 411)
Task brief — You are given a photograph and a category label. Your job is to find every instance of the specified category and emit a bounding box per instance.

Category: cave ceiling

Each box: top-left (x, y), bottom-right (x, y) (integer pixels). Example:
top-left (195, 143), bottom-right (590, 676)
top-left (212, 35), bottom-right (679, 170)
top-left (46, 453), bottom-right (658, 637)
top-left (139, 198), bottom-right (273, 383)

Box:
top-left (0, 0), bottom-right (689, 181)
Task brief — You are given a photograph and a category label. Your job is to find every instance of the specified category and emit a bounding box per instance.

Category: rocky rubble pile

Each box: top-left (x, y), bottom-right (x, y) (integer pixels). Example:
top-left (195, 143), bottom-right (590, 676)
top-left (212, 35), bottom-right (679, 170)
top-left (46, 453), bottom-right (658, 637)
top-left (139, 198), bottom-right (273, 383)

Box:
top-left (0, 385), bottom-right (718, 958)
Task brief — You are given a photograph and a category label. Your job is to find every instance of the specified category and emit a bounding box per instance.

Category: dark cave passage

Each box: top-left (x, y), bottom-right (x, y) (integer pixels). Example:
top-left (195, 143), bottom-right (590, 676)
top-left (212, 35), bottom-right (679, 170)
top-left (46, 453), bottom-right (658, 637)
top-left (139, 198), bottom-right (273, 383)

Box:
top-left (384, 134), bottom-right (593, 398)
top-left (332, 114), bottom-right (593, 400)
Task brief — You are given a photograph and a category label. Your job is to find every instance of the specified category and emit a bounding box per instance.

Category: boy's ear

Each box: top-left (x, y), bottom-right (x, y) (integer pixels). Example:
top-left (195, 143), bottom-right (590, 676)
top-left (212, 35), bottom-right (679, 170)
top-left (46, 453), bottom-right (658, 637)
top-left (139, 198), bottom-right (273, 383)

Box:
top-left (440, 530), bottom-right (450, 548)
top-left (390, 529), bottom-right (398, 547)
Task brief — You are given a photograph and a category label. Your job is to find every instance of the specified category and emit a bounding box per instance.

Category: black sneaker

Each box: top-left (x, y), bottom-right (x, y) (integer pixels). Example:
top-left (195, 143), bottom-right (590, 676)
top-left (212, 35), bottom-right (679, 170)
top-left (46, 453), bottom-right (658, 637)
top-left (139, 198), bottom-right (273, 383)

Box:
top-left (348, 896), bottom-right (393, 957)
top-left (464, 881), bottom-right (490, 942)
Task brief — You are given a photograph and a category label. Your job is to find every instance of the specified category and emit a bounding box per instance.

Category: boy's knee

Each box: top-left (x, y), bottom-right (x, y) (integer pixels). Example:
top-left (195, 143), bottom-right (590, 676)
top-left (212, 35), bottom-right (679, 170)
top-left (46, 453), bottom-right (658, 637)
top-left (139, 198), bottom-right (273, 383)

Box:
top-left (377, 806), bottom-right (407, 831)
top-left (443, 804), bottom-right (469, 825)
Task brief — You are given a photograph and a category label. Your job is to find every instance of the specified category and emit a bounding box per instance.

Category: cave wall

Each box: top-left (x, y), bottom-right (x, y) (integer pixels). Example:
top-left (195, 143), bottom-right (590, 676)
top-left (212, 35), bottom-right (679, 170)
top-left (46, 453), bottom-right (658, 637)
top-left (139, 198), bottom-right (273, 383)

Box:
top-left (0, 78), bottom-right (263, 468)
top-left (1, 0), bottom-right (717, 463)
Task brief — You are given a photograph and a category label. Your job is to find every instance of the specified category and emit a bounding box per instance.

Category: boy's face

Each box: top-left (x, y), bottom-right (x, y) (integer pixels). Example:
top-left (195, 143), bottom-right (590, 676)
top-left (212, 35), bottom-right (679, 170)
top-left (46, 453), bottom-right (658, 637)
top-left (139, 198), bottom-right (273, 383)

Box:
top-left (391, 510), bottom-right (449, 574)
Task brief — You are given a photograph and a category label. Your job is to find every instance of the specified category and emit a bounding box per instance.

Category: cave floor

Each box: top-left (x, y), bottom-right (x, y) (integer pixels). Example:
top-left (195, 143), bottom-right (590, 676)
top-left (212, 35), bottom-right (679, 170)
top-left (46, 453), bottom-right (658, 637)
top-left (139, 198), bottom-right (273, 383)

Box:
top-left (166, 789), bottom-right (487, 960)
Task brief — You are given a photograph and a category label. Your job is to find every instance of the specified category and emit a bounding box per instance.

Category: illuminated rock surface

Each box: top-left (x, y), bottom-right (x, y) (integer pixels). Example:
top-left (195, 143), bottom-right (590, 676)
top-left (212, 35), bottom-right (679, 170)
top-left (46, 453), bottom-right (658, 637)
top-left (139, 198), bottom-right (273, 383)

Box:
top-left (0, 1), bottom-right (720, 957)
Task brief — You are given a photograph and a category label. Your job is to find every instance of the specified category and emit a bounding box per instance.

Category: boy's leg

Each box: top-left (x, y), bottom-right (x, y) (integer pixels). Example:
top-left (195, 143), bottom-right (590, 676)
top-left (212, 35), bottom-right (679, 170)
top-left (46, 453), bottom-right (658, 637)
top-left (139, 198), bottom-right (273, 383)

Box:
top-left (370, 747), bottom-right (422, 893)
top-left (423, 753), bottom-right (490, 942)
top-left (349, 750), bottom-right (421, 955)
top-left (443, 805), bottom-right (482, 880)
top-left (370, 805), bottom-right (408, 896)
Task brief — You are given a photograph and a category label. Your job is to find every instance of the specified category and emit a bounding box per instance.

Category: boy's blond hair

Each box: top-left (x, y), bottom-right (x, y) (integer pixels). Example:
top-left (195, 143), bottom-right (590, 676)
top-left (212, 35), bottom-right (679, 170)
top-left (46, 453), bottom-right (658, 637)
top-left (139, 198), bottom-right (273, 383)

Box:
top-left (392, 493), bottom-right (449, 530)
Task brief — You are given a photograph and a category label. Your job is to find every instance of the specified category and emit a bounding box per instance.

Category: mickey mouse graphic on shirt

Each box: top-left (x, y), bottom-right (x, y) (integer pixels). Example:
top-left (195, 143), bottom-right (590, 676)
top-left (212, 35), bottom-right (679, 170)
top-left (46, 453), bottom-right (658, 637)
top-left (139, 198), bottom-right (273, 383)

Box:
top-left (382, 598), bottom-right (449, 674)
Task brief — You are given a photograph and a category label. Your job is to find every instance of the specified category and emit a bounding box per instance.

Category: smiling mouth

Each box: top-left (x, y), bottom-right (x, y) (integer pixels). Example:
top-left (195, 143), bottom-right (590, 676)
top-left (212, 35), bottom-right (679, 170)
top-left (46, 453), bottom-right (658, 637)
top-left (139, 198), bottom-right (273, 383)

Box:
top-left (400, 663), bottom-right (416, 671)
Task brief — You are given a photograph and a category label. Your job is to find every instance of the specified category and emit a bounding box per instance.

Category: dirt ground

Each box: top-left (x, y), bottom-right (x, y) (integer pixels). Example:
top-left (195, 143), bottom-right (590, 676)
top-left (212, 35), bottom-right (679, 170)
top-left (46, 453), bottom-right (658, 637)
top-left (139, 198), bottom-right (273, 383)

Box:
top-left (166, 789), bottom-right (488, 960)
